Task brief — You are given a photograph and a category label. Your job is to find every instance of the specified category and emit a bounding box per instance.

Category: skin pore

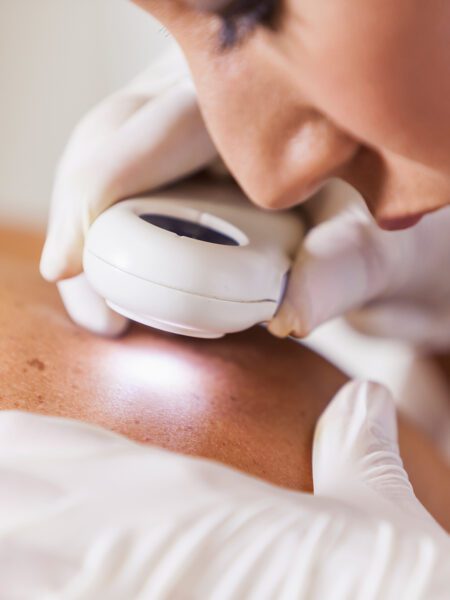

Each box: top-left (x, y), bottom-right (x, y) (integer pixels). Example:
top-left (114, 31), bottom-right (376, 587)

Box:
top-left (134, 0), bottom-right (450, 228)
top-left (1, 227), bottom-right (449, 531)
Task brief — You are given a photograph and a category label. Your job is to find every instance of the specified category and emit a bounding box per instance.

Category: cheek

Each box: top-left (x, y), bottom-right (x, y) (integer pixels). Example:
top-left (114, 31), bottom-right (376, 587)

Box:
top-left (300, 2), bottom-right (450, 172)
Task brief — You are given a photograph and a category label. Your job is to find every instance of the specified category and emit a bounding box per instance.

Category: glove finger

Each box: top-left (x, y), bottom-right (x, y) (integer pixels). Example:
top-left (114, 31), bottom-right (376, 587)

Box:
top-left (268, 206), bottom-right (394, 338)
top-left (41, 74), bottom-right (217, 282)
top-left (313, 381), bottom-right (444, 533)
top-left (301, 179), bottom-right (363, 228)
top-left (348, 302), bottom-right (450, 353)
top-left (58, 275), bottom-right (129, 337)
top-left (40, 187), bottom-right (87, 282)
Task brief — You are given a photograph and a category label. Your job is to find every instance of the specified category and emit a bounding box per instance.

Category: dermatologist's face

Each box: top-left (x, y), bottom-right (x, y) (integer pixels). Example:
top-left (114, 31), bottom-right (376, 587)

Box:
top-left (135, 0), bottom-right (450, 229)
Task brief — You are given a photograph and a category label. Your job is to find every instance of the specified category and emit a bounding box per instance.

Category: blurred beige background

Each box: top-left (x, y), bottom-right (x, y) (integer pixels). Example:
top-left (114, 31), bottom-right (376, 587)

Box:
top-left (0, 0), bottom-right (171, 228)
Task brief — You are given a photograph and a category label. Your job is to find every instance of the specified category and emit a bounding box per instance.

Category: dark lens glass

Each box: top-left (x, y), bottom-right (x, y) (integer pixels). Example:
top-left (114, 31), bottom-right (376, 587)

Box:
top-left (140, 214), bottom-right (239, 246)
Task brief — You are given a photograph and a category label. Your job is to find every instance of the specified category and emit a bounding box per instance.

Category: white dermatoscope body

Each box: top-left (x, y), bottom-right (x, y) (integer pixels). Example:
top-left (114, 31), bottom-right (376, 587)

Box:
top-left (83, 178), bottom-right (304, 338)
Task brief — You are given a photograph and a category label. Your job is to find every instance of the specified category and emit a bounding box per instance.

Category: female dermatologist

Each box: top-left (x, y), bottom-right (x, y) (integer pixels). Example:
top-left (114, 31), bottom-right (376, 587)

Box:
top-left (41, 0), bottom-right (450, 347)
top-left (36, 0), bottom-right (450, 596)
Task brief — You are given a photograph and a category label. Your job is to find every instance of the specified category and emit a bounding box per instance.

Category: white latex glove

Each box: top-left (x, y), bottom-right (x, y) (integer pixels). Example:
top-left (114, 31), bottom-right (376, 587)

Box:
top-left (0, 381), bottom-right (448, 599)
top-left (40, 45), bottom-right (218, 335)
top-left (270, 181), bottom-right (450, 352)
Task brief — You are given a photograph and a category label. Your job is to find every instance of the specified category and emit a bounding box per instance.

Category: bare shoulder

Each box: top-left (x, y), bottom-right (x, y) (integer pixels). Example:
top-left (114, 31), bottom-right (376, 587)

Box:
top-left (1, 228), bottom-right (449, 530)
top-left (0, 228), bottom-right (346, 492)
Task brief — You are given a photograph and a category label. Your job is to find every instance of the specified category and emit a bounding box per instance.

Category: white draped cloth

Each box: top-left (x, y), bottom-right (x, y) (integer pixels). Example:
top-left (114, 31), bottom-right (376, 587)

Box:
top-left (0, 397), bottom-right (448, 600)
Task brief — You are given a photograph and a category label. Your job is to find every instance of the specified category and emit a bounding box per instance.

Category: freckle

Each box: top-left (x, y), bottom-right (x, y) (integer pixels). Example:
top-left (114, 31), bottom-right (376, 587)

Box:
top-left (27, 358), bottom-right (45, 371)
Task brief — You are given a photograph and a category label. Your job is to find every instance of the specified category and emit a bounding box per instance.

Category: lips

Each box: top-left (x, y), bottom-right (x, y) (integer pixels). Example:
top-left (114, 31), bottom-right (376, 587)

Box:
top-left (377, 214), bottom-right (424, 231)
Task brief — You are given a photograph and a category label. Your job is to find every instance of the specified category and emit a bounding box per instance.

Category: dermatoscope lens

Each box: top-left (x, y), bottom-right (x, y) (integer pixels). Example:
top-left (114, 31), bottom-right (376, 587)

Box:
top-left (140, 214), bottom-right (239, 246)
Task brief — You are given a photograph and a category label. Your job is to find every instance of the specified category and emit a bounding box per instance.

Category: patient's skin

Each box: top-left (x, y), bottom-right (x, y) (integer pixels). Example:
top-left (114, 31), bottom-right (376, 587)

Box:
top-left (1, 228), bottom-right (449, 530)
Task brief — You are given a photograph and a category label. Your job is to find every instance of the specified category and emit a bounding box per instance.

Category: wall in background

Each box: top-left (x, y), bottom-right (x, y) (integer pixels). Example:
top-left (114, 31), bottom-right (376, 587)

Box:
top-left (0, 0), bottom-right (171, 229)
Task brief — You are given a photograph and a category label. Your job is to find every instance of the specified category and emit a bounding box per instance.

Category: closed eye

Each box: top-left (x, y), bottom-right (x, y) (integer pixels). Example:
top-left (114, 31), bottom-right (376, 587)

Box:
top-left (197, 0), bottom-right (280, 49)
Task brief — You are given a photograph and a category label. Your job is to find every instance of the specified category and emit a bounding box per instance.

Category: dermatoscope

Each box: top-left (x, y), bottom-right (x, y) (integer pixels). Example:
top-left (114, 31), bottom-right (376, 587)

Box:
top-left (83, 176), bottom-right (304, 338)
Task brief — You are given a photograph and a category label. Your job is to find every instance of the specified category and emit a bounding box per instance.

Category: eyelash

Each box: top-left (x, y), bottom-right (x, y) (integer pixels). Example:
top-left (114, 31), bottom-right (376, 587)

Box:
top-left (217, 0), bottom-right (279, 49)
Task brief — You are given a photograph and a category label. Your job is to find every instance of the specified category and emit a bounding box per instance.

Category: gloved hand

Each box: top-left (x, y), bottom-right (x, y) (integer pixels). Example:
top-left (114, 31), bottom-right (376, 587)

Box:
top-left (0, 381), bottom-right (448, 598)
top-left (40, 46), bottom-right (218, 335)
top-left (270, 181), bottom-right (450, 352)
